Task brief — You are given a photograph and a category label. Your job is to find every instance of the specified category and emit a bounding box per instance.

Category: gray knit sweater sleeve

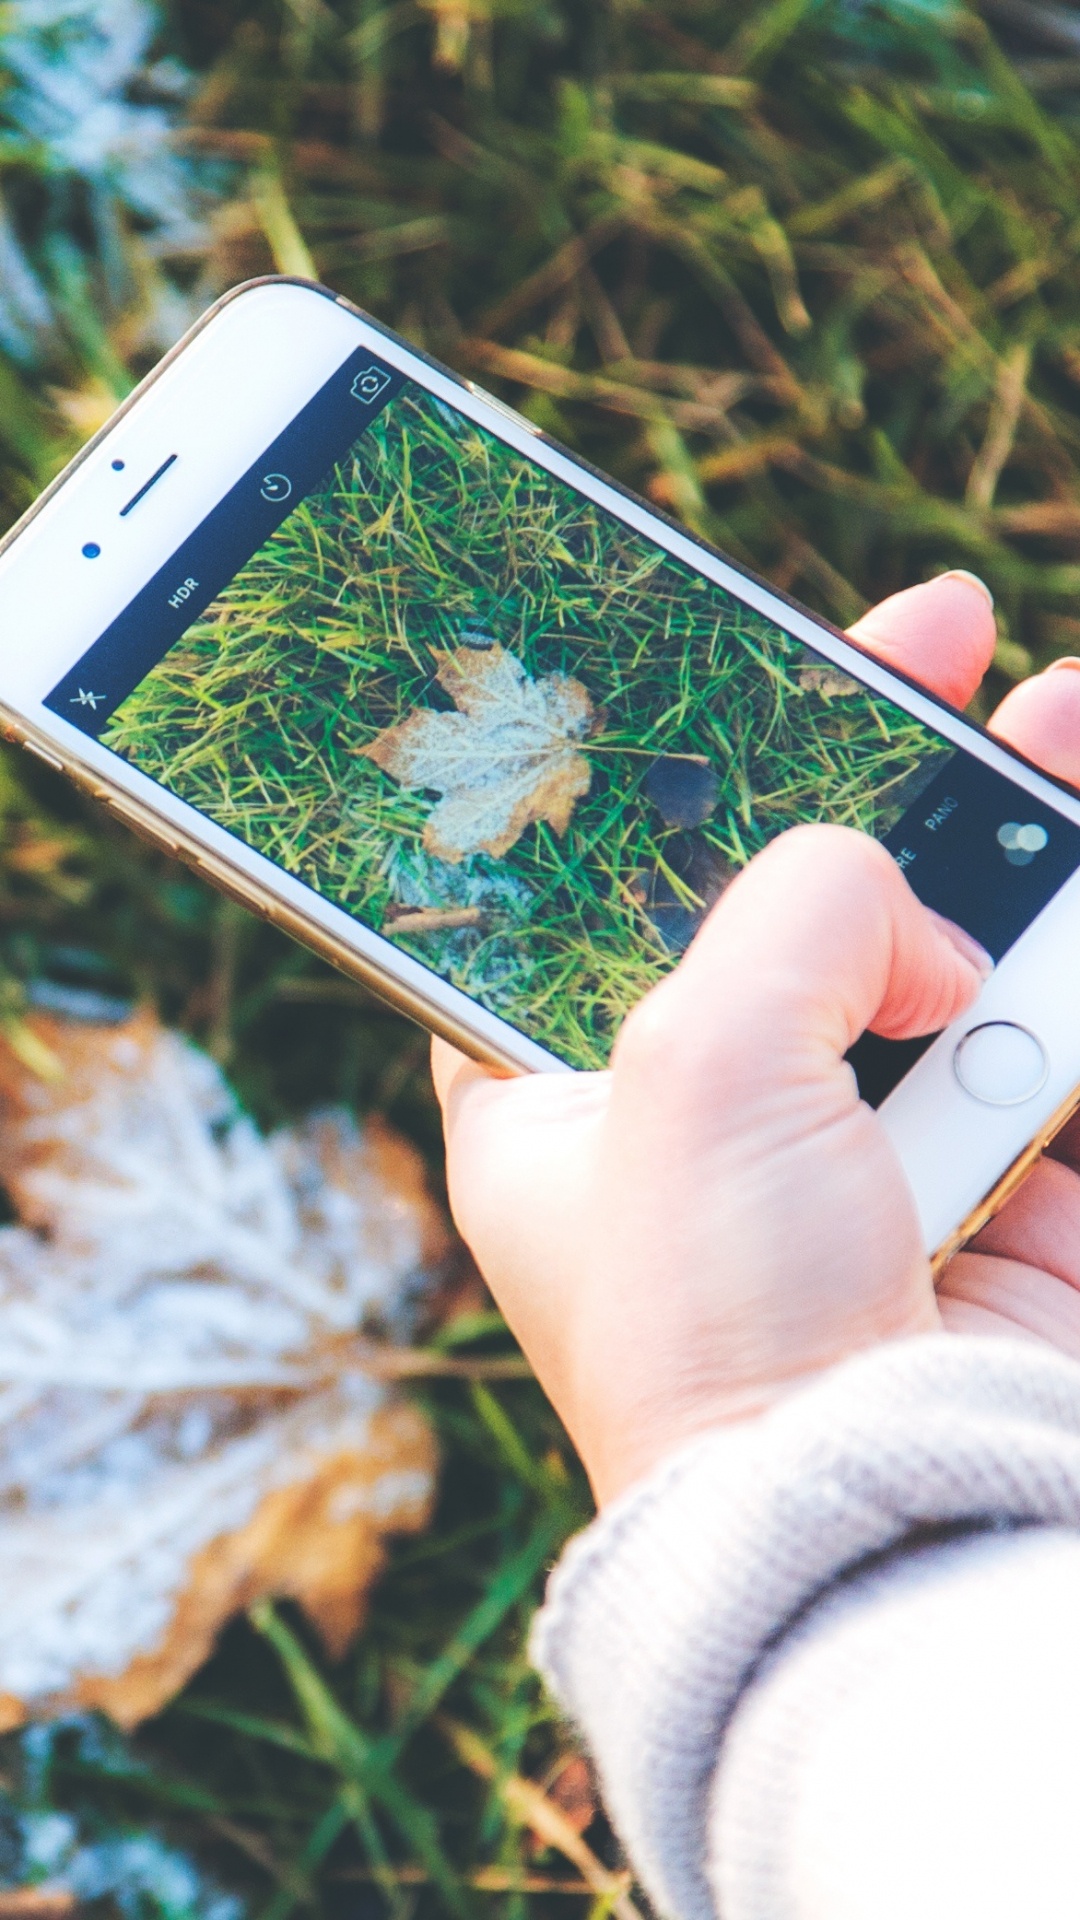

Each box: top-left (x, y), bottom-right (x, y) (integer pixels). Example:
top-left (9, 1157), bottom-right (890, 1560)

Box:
top-left (530, 1334), bottom-right (1080, 1920)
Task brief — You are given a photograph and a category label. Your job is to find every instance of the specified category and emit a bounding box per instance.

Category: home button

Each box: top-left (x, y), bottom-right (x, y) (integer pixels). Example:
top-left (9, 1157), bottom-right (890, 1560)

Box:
top-left (953, 1022), bottom-right (1049, 1107)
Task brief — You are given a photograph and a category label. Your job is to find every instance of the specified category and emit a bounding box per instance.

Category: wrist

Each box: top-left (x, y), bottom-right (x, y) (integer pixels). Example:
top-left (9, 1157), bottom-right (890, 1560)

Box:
top-left (587, 1387), bottom-right (785, 1507)
top-left (584, 1311), bottom-right (943, 1506)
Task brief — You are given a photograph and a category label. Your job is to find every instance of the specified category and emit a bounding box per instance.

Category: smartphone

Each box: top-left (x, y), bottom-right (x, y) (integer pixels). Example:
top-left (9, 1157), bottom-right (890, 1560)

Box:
top-left (0, 275), bottom-right (1077, 1263)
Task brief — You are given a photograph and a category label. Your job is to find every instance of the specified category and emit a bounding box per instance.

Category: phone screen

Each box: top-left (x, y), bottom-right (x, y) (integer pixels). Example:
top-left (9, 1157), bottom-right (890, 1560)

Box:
top-left (48, 344), bottom-right (1080, 1084)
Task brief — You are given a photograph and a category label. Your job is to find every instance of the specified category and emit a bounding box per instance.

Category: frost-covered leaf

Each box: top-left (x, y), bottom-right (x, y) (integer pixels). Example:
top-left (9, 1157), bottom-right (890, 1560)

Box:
top-left (0, 0), bottom-right (215, 364)
top-left (0, 1718), bottom-right (243, 1920)
top-left (362, 645), bottom-right (598, 861)
top-left (0, 1009), bottom-right (447, 1729)
top-left (0, 0), bottom-right (203, 242)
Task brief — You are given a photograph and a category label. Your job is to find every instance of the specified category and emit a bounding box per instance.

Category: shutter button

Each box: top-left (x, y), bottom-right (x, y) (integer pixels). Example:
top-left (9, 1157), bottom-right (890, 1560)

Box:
top-left (953, 1022), bottom-right (1049, 1106)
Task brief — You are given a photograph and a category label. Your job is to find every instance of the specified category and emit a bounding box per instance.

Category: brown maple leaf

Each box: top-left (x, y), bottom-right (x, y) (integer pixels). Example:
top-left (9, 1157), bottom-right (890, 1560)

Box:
top-left (362, 645), bottom-right (598, 861)
top-left (0, 1007), bottom-right (446, 1730)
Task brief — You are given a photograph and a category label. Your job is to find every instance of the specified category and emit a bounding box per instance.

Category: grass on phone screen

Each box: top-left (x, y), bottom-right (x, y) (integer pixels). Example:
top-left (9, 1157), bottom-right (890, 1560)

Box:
top-left (103, 387), bottom-right (943, 1072)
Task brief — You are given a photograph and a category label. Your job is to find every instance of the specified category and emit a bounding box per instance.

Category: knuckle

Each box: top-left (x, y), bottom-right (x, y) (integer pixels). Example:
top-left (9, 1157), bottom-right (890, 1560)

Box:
top-left (771, 820), bottom-right (901, 911)
top-left (779, 819), bottom-right (890, 873)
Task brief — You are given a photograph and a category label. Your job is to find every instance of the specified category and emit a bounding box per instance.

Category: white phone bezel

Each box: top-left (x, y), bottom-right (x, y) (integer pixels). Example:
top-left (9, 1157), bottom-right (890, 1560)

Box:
top-left (1, 274), bottom-right (1079, 1257)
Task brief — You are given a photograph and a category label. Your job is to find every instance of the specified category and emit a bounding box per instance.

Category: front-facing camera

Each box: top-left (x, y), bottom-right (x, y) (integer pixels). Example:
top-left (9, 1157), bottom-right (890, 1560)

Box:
top-left (82, 542), bottom-right (101, 559)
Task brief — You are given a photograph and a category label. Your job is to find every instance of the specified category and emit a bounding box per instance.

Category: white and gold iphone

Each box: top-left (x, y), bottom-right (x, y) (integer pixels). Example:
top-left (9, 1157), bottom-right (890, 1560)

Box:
top-left (0, 276), bottom-right (1077, 1260)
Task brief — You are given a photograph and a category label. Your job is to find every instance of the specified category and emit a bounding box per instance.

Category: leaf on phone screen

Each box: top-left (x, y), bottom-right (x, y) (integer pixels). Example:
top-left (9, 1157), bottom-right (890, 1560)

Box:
top-left (642, 754), bottom-right (719, 829)
top-left (0, 1005), bottom-right (448, 1729)
top-left (362, 644), bottom-right (599, 861)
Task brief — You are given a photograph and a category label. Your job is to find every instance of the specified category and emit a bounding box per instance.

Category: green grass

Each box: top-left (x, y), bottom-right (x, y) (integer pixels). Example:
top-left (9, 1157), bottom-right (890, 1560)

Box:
top-left (0, 1351), bottom-right (595, 1920)
top-left (105, 382), bottom-right (947, 1069)
top-left (6, 0), bottom-right (1080, 1912)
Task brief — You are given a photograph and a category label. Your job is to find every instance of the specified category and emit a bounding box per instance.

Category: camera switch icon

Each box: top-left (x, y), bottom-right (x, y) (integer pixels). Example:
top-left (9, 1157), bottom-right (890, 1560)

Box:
top-left (351, 366), bottom-right (392, 405)
top-left (997, 821), bottom-right (1049, 867)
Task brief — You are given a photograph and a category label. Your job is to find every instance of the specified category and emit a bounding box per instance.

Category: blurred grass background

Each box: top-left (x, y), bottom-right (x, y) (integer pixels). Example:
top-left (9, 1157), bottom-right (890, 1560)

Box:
top-left (4, 0), bottom-right (1080, 1911)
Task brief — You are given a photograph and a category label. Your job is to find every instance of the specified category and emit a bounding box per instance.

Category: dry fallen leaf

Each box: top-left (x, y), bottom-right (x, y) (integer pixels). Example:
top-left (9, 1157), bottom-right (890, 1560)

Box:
top-left (542, 1755), bottom-right (598, 1840)
top-left (362, 645), bottom-right (598, 861)
top-left (0, 1006), bottom-right (448, 1728)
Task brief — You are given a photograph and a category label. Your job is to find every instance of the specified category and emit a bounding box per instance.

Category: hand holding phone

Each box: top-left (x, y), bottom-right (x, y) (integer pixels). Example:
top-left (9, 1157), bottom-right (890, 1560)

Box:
top-left (433, 574), bottom-right (1080, 1504)
top-left (3, 279), bottom-right (1080, 1264)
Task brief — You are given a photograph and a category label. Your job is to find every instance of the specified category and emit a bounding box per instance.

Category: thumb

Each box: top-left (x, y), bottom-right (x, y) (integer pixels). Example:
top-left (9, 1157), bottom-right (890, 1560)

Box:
top-left (621, 824), bottom-right (991, 1102)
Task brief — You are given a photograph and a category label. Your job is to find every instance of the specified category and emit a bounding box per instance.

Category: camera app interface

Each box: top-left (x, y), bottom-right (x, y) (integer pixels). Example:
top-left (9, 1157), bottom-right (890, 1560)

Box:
top-left (50, 345), bottom-right (1080, 1077)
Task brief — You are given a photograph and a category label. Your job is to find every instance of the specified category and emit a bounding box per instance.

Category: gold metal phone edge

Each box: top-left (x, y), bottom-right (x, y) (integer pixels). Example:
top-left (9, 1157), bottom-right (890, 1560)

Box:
top-left (930, 1080), bottom-right (1080, 1275)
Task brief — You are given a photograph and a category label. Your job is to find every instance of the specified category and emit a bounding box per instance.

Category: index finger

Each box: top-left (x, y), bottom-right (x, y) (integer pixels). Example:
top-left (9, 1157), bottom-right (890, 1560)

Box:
top-left (846, 571), bottom-right (996, 708)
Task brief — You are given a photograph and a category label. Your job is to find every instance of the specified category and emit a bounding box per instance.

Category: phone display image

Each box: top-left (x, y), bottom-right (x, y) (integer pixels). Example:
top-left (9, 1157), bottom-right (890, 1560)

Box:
top-left (58, 373), bottom-right (955, 1073)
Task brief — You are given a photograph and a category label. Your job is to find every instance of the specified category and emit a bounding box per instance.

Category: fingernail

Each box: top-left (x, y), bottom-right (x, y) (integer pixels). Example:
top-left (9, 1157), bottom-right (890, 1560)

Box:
top-left (1048, 655), bottom-right (1080, 673)
top-left (936, 568), bottom-right (995, 610)
top-left (930, 910), bottom-right (995, 980)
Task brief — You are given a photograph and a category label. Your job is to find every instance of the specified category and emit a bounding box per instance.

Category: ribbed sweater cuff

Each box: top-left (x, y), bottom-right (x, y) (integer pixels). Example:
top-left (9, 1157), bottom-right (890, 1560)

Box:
top-left (530, 1334), bottom-right (1080, 1920)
